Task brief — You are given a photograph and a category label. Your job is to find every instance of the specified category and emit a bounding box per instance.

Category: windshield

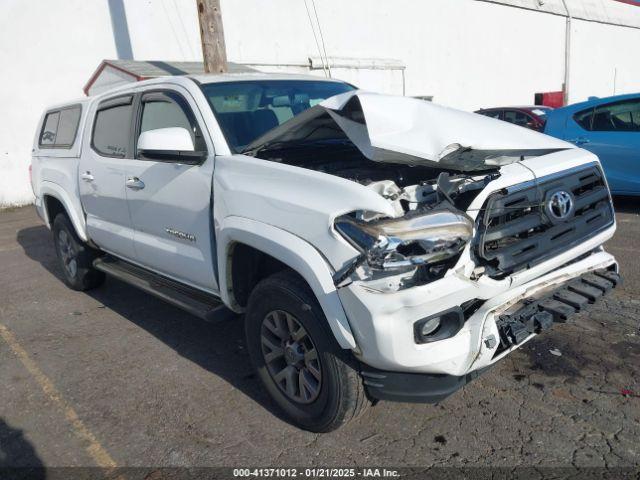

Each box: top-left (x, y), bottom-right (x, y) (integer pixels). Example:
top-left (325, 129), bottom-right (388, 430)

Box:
top-left (200, 80), bottom-right (355, 152)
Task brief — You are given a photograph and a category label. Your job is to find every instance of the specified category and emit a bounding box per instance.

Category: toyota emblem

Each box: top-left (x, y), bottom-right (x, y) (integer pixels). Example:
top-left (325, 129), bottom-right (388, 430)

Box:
top-left (547, 190), bottom-right (574, 221)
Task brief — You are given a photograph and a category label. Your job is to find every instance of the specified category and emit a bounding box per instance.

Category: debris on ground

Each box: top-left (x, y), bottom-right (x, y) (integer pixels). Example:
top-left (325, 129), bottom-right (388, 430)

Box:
top-left (549, 348), bottom-right (562, 356)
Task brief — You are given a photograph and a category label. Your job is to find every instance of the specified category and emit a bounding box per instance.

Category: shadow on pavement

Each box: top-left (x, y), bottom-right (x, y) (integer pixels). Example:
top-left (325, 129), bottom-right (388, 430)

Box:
top-left (15, 225), bottom-right (291, 426)
top-left (613, 195), bottom-right (639, 214)
top-left (0, 418), bottom-right (45, 478)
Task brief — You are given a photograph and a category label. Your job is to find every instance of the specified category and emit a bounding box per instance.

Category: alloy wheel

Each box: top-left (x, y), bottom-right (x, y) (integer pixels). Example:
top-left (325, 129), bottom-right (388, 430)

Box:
top-left (57, 230), bottom-right (78, 278)
top-left (260, 309), bottom-right (322, 404)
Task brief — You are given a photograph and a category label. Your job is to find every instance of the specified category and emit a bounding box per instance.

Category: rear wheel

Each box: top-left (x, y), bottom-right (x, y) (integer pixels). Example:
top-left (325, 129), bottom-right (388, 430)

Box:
top-left (245, 271), bottom-right (369, 432)
top-left (52, 214), bottom-right (105, 291)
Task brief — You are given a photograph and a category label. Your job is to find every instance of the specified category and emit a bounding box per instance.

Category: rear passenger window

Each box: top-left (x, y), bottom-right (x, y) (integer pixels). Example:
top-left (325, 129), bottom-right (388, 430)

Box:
top-left (39, 106), bottom-right (81, 148)
top-left (92, 97), bottom-right (133, 158)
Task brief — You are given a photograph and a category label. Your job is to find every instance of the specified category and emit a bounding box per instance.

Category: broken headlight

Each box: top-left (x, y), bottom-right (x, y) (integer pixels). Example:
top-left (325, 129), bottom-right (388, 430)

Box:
top-left (334, 206), bottom-right (473, 275)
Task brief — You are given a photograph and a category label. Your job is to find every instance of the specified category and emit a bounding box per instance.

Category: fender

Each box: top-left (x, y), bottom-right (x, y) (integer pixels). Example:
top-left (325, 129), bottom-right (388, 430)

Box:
top-left (217, 216), bottom-right (357, 349)
top-left (39, 181), bottom-right (88, 242)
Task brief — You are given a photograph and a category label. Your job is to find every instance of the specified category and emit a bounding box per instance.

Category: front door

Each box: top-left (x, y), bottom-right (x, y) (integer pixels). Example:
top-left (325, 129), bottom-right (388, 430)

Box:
top-left (124, 88), bottom-right (218, 293)
top-left (79, 94), bottom-right (137, 260)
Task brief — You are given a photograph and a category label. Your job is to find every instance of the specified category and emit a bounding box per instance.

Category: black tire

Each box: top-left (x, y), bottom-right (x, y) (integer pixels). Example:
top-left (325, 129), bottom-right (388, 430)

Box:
top-left (52, 214), bottom-right (105, 291)
top-left (245, 270), bottom-right (370, 432)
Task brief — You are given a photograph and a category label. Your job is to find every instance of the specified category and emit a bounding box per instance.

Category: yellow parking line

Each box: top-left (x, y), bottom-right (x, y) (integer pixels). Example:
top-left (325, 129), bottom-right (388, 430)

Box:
top-left (0, 323), bottom-right (117, 469)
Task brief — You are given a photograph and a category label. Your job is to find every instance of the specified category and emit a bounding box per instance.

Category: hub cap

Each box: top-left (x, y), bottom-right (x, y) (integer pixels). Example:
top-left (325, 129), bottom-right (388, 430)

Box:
top-left (260, 310), bottom-right (322, 404)
top-left (57, 230), bottom-right (77, 278)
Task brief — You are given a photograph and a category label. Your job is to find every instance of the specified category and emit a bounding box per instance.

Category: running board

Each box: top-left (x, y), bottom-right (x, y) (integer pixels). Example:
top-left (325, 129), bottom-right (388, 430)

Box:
top-left (93, 256), bottom-right (228, 322)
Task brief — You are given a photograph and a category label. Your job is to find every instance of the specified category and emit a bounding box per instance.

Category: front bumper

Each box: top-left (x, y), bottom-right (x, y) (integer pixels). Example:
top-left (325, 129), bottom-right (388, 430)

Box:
top-left (360, 267), bottom-right (621, 403)
top-left (339, 229), bottom-right (617, 376)
top-left (362, 367), bottom-right (490, 403)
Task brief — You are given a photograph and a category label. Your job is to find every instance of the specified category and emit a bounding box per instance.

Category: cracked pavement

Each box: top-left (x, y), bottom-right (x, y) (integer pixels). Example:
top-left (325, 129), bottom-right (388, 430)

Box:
top-left (0, 203), bottom-right (638, 469)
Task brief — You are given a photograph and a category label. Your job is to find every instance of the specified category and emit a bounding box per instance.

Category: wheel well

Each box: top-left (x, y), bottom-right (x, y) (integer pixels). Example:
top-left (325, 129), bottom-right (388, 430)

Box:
top-left (44, 195), bottom-right (67, 225)
top-left (228, 243), bottom-right (290, 308)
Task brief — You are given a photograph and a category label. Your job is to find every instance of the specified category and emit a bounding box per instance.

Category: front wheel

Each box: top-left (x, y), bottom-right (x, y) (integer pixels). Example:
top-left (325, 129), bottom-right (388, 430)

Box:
top-left (52, 214), bottom-right (105, 291)
top-left (245, 271), bottom-right (369, 432)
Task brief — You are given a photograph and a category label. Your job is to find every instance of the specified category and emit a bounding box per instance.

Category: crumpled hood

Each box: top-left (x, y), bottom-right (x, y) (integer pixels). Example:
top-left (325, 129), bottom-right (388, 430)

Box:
top-left (244, 90), bottom-right (574, 171)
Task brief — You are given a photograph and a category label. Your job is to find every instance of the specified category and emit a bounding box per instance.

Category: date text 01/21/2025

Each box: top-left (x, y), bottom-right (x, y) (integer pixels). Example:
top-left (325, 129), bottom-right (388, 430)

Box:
top-left (232, 468), bottom-right (400, 477)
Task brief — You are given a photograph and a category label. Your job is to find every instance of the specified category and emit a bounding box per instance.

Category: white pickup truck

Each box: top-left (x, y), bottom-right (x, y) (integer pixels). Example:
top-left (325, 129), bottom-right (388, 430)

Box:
top-left (31, 73), bottom-right (620, 432)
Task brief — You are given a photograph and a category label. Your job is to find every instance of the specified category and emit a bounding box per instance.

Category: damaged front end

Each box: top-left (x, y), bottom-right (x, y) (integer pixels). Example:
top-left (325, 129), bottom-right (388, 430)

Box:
top-left (243, 90), bottom-right (576, 292)
top-left (328, 168), bottom-right (501, 291)
top-left (333, 202), bottom-right (473, 291)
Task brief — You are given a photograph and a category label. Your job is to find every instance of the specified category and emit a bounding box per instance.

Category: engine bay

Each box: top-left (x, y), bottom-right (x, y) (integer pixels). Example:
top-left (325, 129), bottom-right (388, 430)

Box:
top-left (251, 139), bottom-right (499, 214)
top-left (251, 139), bottom-right (501, 292)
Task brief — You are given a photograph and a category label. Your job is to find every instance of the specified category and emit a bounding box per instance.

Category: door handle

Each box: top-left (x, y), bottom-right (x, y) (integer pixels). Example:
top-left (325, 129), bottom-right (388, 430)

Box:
top-left (126, 176), bottom-right (145, 190)
top-left (80, 171), bottom-right (94, 182)
top-left (568, 137), bottom-right (590, 146)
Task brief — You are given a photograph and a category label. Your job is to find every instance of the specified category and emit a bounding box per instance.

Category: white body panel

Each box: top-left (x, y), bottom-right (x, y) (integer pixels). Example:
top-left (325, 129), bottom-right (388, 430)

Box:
top-left (212, 154), bottom-right (395, 271)
top-left (32, 74), bottom-right (618, 379)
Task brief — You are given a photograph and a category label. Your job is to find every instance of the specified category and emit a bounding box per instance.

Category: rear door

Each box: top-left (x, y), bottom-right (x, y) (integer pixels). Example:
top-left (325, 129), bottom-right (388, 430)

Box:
top-left (124, 87), bottom-right (218, 293)
top-left (79, 95), bottom-right (137, 260)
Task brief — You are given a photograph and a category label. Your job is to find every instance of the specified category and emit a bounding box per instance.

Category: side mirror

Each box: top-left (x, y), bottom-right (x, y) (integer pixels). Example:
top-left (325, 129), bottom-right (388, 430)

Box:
top-left (137, 127), bottom-right (206, 164)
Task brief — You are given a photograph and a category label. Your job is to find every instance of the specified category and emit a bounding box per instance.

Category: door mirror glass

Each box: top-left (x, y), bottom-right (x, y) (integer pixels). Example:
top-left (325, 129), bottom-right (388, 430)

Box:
top-left (137, 127), bottom-right (205, 164)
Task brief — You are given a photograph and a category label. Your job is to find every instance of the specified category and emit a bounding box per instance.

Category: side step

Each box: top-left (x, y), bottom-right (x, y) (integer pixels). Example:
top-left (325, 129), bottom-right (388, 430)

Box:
top-left (93, 256), bottom-right (229, 322)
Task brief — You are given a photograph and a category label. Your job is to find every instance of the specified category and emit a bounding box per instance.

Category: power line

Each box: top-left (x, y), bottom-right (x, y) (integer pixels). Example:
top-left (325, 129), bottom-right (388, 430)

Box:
top-left (311, 0), bottom-right (332, 78)
top-left (303, 0), bottom-right (328, 77)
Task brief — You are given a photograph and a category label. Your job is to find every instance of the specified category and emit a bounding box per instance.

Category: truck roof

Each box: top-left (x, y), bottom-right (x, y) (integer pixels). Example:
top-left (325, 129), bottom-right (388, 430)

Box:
top-left (86, 72), bottom-right (348, 101)
top-left (191, 72), bottom-right (348, 85)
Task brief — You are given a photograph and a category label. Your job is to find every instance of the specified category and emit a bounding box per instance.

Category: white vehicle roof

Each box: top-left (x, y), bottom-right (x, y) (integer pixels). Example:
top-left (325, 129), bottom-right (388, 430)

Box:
top-left (88, 72), bottom-right (348, 100)
top-left (191, 72), bottom-right (349, 85)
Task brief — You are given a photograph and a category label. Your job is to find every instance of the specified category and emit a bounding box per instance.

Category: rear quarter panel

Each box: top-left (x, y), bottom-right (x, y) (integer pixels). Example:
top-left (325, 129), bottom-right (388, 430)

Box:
top-left (542, 109), bottom-right (569, 139)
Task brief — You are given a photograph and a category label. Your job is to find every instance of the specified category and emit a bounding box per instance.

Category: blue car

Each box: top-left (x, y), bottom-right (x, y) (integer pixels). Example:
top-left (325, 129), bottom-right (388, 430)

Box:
top-left (544, 93), bottom-right (640, 195)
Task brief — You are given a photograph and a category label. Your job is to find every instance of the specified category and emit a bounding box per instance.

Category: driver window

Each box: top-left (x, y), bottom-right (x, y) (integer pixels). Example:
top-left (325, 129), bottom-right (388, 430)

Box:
top-left (139, 92), bottom-right (206, 154)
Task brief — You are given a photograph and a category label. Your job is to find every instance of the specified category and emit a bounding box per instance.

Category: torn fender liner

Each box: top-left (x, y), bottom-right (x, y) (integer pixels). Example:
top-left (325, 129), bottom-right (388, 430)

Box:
top-left (244, 91), bottom-right (574, 171)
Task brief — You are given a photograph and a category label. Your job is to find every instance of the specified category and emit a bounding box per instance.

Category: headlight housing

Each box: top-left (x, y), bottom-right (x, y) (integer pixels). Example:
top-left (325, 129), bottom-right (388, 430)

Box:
top-left (334, 205), bottom-right (473, 282)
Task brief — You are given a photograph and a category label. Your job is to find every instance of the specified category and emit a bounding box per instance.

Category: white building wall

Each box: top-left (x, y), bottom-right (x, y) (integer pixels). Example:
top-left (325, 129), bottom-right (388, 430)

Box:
top-left (2, 0), bottom-right (640, 206)
top-left (569, 18), bottom-right (640, 101)
top-left (0, 0), bottom-right (202, 207)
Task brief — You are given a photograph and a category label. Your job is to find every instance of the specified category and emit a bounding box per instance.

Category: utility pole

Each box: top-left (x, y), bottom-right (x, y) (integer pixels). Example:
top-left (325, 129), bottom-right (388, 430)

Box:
top-left (196, 0), bottom-right (228, 73)
top-left (561, 0), bottom-right (572, 105)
